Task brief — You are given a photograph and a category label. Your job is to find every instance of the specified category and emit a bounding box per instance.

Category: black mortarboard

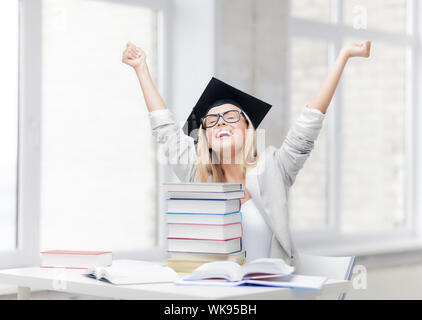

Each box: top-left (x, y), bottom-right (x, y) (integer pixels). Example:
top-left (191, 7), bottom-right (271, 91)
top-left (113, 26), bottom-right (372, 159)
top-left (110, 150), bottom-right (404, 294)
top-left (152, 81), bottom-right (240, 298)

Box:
top-left (183, 77), bottom-right (272, 143)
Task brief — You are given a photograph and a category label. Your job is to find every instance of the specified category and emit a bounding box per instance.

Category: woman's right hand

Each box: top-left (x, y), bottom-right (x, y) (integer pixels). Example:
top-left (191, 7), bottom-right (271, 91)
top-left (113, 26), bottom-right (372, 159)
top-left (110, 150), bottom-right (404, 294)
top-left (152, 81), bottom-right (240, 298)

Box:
top-left (122, 42), bottom-right (147, 70)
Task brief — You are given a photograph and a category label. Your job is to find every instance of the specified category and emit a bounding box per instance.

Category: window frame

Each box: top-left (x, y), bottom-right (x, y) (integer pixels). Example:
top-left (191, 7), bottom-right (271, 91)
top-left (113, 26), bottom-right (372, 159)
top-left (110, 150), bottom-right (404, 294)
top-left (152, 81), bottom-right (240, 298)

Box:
top-left (1, 0), bottom-right (171, 269)
top-left (0, 0), bottom-right (41, 269)
top-left (285, 0), bottom-right (421, 254)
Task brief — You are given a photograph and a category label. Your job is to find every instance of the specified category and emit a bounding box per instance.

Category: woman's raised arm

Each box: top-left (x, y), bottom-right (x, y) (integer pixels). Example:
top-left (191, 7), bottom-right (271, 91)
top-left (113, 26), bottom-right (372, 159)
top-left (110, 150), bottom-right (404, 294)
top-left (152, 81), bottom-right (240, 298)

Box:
top-left (308, 41), bottom-right (371, 114)
top-left (122, 42), bottom-right (198, 183)
top-left (275, 41), bottom-right (371, 187)
top-left (122, 42), bottom-right (167, 112)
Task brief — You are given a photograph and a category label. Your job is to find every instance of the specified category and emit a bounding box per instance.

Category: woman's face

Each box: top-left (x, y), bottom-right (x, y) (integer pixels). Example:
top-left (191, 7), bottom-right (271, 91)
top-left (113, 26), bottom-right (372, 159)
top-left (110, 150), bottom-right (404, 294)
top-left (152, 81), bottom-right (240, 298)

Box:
top-left (204, 104), bottom-right (248, 161)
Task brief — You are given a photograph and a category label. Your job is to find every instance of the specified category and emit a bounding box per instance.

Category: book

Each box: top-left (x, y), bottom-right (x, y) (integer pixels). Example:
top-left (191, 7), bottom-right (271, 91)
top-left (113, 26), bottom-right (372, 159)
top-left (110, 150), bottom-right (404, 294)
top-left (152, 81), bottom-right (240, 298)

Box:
top-left (168, 238), bottom-right (242, 254)
top-left (166, 199), bottom-right (240, 214)
top-left (174, 258), bottom-right (327, 290)
top-left (175, 275), bottom-right (328, 290)
top-left (163, 183), bottom-right (242, 193)
top-left (167, 222), bottom-right (242, 241)
top-left (241, 275), bottom-right (328, 289)
top-left (164, 183), bottom-right (245, 266)
top-left (83, 259), bottom-right (179, 285)
top-left (166, 211), bottom-right (242, 225)
top-left (182, 258), bottom-right (295, 282)
top-left (40, 250), bottom-right (112, 269)
top-left (167, 190), bottom-right (245, 200)
top-left (169, 250), bottom-right (246, 262)
top-left (167, 251), bottom-right (246, 273)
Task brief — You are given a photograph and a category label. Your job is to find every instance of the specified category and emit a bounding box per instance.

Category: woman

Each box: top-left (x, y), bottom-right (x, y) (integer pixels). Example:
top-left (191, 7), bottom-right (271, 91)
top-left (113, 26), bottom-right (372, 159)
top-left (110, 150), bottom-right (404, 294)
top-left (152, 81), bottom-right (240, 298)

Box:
top-left (122, 40), bottom-right (371, 265)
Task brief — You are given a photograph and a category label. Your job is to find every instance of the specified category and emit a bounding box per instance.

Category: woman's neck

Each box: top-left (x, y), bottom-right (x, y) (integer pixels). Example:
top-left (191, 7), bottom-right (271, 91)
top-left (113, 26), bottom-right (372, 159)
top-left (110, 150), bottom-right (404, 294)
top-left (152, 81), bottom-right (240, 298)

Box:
top-left (221, 163), bottom-right (245, 183)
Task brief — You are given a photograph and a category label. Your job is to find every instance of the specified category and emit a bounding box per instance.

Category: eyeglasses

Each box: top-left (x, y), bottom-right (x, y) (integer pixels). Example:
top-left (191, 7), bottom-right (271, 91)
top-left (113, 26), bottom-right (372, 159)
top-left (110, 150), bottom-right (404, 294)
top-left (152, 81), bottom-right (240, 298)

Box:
top-left (201, 110), bottom-right (247, 129)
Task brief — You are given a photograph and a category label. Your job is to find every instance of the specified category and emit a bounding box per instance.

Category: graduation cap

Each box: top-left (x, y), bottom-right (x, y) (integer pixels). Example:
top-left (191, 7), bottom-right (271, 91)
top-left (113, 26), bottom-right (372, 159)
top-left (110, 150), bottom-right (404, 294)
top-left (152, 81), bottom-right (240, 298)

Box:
top-left (183, 77), bottom-right (272, 143)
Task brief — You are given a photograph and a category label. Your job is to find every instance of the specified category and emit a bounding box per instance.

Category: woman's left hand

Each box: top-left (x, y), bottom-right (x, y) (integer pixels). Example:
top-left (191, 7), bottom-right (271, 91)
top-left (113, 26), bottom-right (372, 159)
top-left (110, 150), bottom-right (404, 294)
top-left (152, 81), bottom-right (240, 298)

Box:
top-left (343, 40), bottom-right (371, 58)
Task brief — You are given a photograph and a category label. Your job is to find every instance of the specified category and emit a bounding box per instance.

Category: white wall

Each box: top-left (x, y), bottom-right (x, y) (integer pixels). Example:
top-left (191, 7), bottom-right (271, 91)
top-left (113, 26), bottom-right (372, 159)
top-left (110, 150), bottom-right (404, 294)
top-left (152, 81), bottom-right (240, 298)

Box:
top-left (170, 0), bottom-right (216, 122)
top-left (215, 0), bottom-right (288, 148)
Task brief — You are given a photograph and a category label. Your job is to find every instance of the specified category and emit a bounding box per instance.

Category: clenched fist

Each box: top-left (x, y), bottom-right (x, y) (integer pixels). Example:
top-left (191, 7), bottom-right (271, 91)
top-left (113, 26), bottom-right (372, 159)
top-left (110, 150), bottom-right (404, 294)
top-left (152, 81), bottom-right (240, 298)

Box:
top-left (122, 42), bottom-right (147, 69)
top-left (343, 40), bottom-right (371, 59)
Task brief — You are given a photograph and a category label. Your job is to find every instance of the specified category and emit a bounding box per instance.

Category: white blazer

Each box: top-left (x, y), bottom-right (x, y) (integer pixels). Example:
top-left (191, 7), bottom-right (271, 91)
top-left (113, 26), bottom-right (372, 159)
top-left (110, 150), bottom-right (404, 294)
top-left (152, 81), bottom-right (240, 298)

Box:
top-left (149, 106), bottom-right (326, 266)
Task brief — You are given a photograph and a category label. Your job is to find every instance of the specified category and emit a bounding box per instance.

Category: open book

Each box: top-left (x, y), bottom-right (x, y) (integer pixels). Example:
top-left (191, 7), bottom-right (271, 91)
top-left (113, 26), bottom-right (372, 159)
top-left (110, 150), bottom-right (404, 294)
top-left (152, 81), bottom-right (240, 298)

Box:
top-left (82, 259), bottom-right (179, 285)
top-left (183, 258), bottom-right (294, 282)
top-left (175, 258), bottom-right (327, 290)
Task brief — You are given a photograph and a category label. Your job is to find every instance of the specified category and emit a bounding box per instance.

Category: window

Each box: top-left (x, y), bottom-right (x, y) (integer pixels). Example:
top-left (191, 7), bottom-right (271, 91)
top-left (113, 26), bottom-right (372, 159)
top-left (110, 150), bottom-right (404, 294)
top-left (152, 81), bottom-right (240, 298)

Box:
top-left (288, 0), bottom-right (413, 243)
top-left (291, 0), bottom-right (331, 22)
top-left (341, 40), bottom-right (406, 233)
top-left (289, 38), bottom-right (329, 230)
top-left (0, 1), bottom-right (19, 252)
top-left (343, 0), bottom-right (408, 34)
top-left (40, 0), bottom-right (163, 252)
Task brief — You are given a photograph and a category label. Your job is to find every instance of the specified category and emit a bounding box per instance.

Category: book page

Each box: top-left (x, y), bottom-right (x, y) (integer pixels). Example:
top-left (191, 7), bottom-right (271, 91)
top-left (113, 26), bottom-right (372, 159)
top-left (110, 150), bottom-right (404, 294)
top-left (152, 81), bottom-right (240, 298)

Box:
top-left (184, 261), bottom-right (243, 282)
top-left (84, 266), bottom-right (107, 280)
top-left (240, 258), bottom-right (295, 279)
top-left (83, 260), bottom-right (178, 284)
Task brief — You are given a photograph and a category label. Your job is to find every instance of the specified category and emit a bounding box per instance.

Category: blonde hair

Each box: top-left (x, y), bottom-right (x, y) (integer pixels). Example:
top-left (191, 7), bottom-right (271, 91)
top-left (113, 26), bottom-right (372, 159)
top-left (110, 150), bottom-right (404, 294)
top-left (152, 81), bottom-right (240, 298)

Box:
top-left (197, 112), bottom-right (259, 182)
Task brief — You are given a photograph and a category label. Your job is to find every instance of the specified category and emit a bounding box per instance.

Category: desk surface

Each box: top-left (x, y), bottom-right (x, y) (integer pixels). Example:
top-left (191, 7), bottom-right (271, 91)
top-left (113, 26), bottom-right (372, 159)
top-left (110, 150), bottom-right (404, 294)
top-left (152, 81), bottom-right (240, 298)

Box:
top-left (0, 267), bottom-right (351, 300)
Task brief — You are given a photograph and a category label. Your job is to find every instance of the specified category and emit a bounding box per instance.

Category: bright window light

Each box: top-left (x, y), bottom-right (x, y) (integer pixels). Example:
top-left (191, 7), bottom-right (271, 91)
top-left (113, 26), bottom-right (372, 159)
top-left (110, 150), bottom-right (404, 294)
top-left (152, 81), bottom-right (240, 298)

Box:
top-left (40, 0), bottom-right (159, 252)
top-left (0, 0), bottom-right (19, 251)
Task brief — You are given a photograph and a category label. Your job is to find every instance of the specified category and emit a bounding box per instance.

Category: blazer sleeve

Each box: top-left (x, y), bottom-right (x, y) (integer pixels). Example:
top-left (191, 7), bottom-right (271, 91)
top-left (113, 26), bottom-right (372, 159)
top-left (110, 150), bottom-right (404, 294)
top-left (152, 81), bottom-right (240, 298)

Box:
top-left (148, 109), bottom-right (198, 182)
top-left (275, 106), bottom-right (326, 187)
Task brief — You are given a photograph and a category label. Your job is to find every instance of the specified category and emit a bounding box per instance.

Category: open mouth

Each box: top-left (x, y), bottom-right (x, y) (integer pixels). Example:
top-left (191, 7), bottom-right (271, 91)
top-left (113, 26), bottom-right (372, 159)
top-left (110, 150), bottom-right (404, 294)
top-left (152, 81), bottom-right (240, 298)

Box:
top-left (215, 130), bottom-right (233, 139)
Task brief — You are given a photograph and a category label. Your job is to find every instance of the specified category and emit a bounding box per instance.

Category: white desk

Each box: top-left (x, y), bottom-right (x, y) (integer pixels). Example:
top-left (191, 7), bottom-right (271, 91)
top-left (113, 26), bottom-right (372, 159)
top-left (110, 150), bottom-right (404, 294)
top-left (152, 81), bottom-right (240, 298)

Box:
top-left (0, 267), bottom-right (351, 300)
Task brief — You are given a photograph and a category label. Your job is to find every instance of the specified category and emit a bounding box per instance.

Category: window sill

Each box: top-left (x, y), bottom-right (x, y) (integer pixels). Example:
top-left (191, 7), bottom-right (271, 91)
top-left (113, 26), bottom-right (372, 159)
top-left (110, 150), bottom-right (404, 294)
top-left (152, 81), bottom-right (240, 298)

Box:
top-left (296, 235), bottom-right (422, 269)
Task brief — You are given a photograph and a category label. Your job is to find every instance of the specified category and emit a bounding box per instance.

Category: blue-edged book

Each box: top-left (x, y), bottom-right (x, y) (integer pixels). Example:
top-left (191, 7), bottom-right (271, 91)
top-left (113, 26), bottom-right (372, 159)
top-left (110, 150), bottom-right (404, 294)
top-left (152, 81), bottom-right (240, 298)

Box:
top-left (166, 198), bottom-right (241, 214)
top-left (163, 182), bottom-right (242, 193)
top-left (166, 211), bottom-right (242, 225)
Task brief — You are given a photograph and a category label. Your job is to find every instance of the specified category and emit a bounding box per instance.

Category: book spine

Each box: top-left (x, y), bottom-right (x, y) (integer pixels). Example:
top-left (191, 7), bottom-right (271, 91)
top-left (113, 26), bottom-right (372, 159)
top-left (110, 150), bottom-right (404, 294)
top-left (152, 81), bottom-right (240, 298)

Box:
top-left (165, 211), bottom-right (241, 216)
top-left (168, 236), bottom-right (242, 241)
top-left (167, 222), bottom-right (242, 227)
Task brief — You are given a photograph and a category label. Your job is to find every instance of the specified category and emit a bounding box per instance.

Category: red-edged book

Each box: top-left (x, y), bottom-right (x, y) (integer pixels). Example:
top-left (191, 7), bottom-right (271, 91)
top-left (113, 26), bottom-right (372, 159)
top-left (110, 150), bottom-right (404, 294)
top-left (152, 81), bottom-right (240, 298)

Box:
top-left (40, 250), bottom-right (112, 269)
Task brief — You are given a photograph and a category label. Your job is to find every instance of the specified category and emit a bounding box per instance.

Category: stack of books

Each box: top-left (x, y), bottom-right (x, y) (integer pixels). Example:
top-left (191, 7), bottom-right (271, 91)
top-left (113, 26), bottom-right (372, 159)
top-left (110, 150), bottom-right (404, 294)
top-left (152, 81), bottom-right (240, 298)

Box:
top-left (164, 183), bottom-right (246, 273)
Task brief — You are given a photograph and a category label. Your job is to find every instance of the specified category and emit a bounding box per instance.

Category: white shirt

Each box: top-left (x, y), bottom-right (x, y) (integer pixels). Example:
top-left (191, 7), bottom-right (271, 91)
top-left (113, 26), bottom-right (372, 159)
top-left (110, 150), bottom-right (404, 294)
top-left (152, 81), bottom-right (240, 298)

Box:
top-left (241, 198), bottom-right (273, 263)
